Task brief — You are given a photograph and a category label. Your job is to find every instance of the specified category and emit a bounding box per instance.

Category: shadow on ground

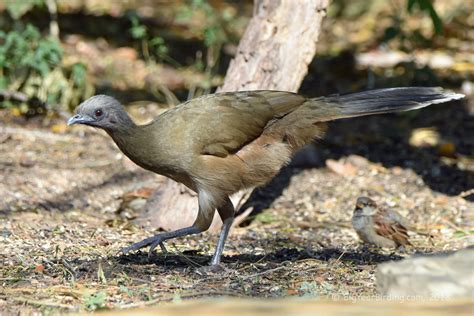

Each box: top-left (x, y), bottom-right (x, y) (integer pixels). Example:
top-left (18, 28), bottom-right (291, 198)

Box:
top-left (114, 247), bottom-right (404, 269)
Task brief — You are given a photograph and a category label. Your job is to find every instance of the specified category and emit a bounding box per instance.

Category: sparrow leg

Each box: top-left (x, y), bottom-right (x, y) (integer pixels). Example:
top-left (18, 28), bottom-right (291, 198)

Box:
top-left (210, 197), bottom-right (235, 266)
top-left (121, 191), bottom-right (216, 259)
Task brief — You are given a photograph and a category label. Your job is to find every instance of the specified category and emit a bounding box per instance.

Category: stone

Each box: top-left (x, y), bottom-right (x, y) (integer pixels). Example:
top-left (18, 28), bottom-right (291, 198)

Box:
top-left (376, 247), bottom-right (474, 299)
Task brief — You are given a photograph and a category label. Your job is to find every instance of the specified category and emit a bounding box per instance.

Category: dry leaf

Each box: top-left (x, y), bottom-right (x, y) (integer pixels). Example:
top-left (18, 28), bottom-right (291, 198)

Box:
top-left (409, 128), bottom-right (440, 147)
top-left (50, 124), bottom-right (67, 134)
top-left (325, 159), bottom-right (357, 176)
top-left (437, 142), bottom-right (456, 157)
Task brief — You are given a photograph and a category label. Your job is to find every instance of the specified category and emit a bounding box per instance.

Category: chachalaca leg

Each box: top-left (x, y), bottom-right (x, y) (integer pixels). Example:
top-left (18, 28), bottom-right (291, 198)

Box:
top-left (210, 196), bottom-right (235, 265)
top-left (120, 189), bottom-right (216, 258)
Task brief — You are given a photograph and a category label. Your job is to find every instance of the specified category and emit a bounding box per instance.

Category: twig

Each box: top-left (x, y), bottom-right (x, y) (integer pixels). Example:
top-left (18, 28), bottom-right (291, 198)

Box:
top-left (0, 278), bottom-right (33, 282)
top-left (0, 126), bottom-right (77, 142)
top-left (117, 290), bottom-right (241, 309)
top-left (239, 265), bottom-right (287, 281)
top-left (458, 188), bottom-right (474, 198)
top-left (330, 249), bottom-right (347, 267)
top-left (0, 295), bottom-right (74, 309)
top-left (0, 89), bottom-right (70, 119)
top-left (0, 90), bottom-right (50, 110)
top-left (60, 258), bottom-right (77, 283)
top-left (45, 0), bottom-right (60, 39)
top-left (170, 245), bottom-right (203, 267)
top-left (297, 221), bottom-right (352, 229)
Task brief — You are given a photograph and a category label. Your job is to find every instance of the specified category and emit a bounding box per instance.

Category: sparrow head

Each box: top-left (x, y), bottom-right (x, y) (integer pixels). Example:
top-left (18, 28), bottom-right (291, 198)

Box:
top-left (354, 196), bottom-right (378, 216)
top-left (67, 95), bottom-right (135, 131)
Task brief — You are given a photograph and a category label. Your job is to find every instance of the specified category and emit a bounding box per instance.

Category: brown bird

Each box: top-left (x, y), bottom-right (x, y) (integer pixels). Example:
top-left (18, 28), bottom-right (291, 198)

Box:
top-left (352, 196), bottom-right (414, 248)
top-left (68, 87), bottom-right (462, 265)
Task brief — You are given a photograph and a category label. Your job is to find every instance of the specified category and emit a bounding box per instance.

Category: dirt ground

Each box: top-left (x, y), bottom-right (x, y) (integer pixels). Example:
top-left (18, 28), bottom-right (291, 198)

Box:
top-left (0, 92), bottom-right (473, 313)
top-left (0, 0), bottom-right (473, 312)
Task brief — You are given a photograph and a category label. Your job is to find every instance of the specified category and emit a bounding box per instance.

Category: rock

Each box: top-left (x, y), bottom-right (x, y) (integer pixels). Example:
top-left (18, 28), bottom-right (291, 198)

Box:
top-left (376, 248), bottom-right (474, 299)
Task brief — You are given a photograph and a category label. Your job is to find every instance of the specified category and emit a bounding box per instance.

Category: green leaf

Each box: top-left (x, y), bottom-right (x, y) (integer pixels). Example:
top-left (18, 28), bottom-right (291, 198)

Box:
top-left (5, 0), bottom-right (43, 19)
top-left (407, 0), bottom-right (416, 12)
top-left (83, 291), bottom-right (107, 311)
top-left (129, 16), bottom-right (147, 39)
top-left (71, 63), bottom-right (87, 87)
top-left (149, 36), bottom-right (165, 46)
top-left (428, 6), bottom-right (442, 34)
top-left (406, 0), bottom-right (443, 35)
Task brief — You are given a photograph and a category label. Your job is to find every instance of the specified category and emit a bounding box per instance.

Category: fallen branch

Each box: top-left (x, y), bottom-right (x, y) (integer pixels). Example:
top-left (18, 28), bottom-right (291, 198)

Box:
top-left (0, 295), bottom-right (74, 310)
top-left (117, 290), bottom-right (242, 309)
top-left (0, 90), bottom-right (69, 119)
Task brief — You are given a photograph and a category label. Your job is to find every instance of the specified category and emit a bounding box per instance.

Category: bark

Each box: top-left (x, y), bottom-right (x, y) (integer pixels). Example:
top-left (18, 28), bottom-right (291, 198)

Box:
top-left (138, 0), bottom-right (329, 232)
top-left (219, 0), bottom-right (329, 93)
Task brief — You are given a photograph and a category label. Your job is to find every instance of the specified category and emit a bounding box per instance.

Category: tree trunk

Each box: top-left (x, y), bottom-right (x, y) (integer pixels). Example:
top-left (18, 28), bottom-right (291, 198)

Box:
top-left (137, 0), bottom-right (329, 233)
top-left (219, 0), bottom-right (329, 93)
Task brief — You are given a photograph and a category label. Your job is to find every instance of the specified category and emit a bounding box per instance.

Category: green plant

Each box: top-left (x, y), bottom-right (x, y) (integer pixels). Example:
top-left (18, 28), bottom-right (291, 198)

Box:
top-left (176, 0), bottom-right (233, 49)
top-left (5, 0), bottom-right (45, 20)
top-left (407, 0), bottom-right (442, 34)
top-left (382, 0), bottom-right (443, 48)
top-left (0, 24), bottom-right (93, 114)
top-left (128, 14), bottom-right (172, 65)
top-left (175, 0), bottom-right (239, 96)
top-left (83, 291), bottom-right (107, 311)
top-left (0, 25), bottom-right (61, 89)
top-left (298, 281), bottom-right (319, 298)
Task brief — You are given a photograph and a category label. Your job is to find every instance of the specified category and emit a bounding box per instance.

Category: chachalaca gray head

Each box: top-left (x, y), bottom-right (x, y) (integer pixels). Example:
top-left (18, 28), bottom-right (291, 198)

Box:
top-left (68, 95), bottom-right (135, 131)
top-left (68, 87), bottom-right (462, 265)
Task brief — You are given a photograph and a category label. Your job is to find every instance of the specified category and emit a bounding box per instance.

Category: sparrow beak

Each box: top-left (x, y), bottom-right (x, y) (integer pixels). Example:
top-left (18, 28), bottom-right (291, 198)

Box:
top-left (67, 114), bottom-right (94, 126)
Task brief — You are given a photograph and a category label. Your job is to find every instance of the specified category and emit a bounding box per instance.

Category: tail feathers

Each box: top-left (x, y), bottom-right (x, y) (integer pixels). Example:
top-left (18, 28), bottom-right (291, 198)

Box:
top-left (316, 87), bottom-right (464, 120)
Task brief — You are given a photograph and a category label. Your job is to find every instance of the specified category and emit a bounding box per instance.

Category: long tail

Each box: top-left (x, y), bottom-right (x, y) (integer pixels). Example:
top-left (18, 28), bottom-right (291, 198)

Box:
top-left (309, 87), bottom-right (464, 121)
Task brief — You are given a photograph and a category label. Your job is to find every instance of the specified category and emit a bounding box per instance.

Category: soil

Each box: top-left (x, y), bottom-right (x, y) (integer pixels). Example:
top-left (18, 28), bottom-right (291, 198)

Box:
top-left (0, 94), bottom-right (472, 313)
top-left (0, 0), bottom-right (473, 313)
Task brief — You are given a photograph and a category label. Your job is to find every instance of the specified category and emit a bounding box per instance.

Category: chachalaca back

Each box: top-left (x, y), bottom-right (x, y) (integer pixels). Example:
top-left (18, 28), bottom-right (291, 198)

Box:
top-left (68, 87), bottom-right (463, 265)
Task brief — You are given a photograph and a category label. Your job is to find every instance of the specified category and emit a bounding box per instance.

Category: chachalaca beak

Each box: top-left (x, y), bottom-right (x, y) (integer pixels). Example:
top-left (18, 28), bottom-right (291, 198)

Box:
top-left (67, 114), bottom-right (94, 126)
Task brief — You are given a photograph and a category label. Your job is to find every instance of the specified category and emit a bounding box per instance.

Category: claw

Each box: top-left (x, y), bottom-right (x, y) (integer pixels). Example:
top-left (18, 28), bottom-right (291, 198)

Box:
top-left (159, 242), bottom-right (168, 254)
top-left (119, 236), bottom-right (168, 258)
top-left (148, 240), bottom-right (166, 259)
top-left (119, 236), bottom-right (156, 255)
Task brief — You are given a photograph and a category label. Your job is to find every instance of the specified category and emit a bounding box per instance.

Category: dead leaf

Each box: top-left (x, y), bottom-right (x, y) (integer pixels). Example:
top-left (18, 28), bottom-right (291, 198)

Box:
top-left (96, 235), bottom-right (110, 246)
top-left (123, 187), bottom-right (154, 201)
top-left (409, 128), bottom-right (440, 147)
top-left (437, 142), bottom-right (456, 157)
top-left (325, 159), bottom-right (357, 176)
top-left (50, 124), bottom-right (67, 134)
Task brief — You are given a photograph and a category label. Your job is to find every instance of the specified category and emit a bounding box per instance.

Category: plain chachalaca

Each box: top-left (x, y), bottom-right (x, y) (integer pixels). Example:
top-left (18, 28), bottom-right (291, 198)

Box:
top-left (67, 87), bottom-right (463, 265)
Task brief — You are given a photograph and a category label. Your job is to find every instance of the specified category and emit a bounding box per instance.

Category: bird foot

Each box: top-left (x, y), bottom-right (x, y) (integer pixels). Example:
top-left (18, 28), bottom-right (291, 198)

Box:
top-left (120, 235), bottom-right (168, 259)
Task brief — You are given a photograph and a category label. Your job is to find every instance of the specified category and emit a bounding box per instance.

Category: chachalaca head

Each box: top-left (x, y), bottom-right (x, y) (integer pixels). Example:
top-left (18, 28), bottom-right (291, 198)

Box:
top-left (68, 87), bottom-right (462, 265)
top-left (68, 95), bottom-right (135, 131)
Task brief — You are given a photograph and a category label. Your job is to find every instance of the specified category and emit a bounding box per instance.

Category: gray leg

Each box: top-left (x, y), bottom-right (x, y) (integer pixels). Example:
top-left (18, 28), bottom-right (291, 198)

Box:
top-left (121, 225), bottom-right (204, 257)
top-left (121, 190), bottom-right (216, 258)
top-left (210, 197), bottom-right (235, 266)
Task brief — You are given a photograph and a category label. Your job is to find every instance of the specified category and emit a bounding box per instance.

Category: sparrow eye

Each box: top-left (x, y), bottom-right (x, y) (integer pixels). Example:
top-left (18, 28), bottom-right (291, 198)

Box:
top-left (95, 109), bottom-right (103, 117)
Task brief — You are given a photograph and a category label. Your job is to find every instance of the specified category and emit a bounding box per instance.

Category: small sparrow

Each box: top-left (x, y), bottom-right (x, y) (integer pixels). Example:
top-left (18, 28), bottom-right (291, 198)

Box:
top-left (352, 197), bottom-right (413, 249)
